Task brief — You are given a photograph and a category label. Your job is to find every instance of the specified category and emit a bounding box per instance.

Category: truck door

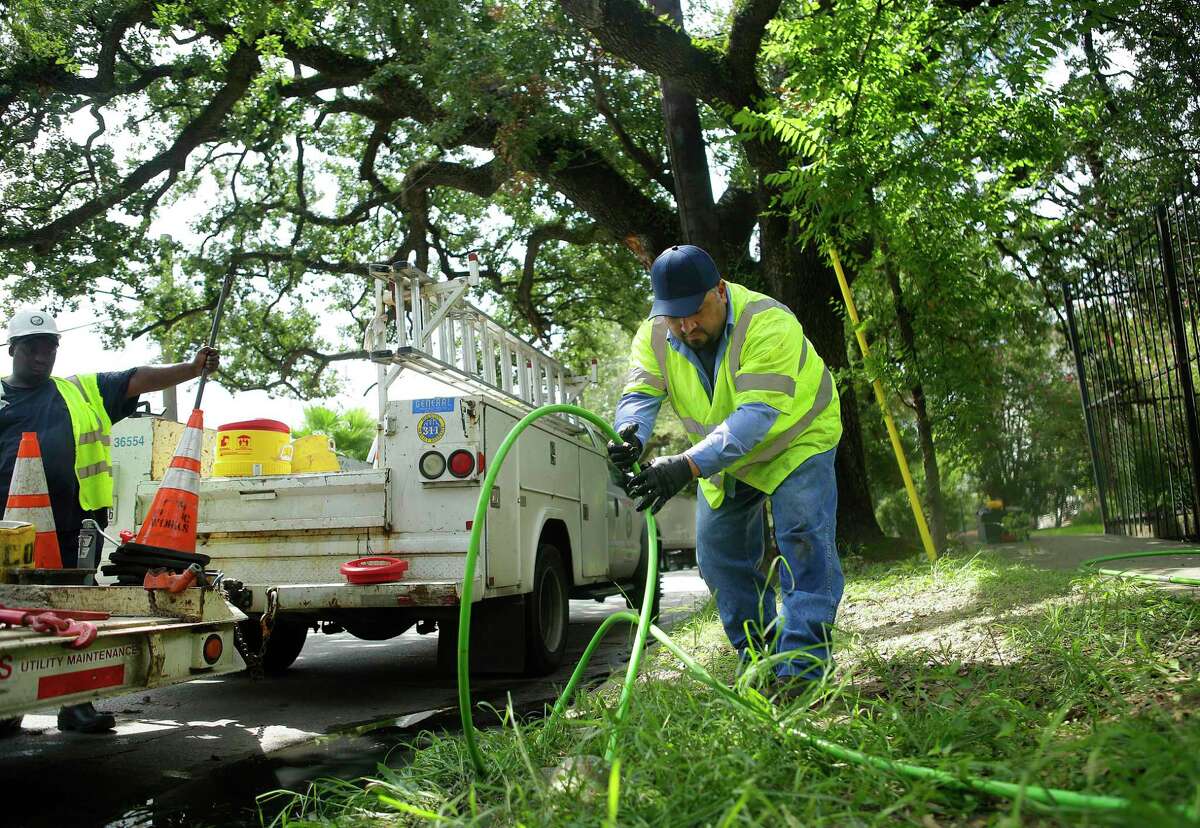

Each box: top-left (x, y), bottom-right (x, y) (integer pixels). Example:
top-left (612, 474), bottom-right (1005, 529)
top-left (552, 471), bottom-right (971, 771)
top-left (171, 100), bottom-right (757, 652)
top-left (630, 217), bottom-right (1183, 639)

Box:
top-left (605, 463), bottom-right (640, 579)
top-left (578, 442), bottom-right (610, 579)
top-left (483, 405), bottom-right (522, 588)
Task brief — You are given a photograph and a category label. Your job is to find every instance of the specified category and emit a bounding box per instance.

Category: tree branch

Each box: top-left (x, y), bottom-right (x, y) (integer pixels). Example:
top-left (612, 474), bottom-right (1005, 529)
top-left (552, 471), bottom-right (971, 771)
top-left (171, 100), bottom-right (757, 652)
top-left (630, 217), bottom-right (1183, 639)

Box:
top-left (520, 222), bottom-right (610, 336)
top-left (727, 0), bottom-right (783, 91)
top-left (0, 42), bottom-right (261, 253)
top-left (527, 133), bottom-right (676, 265)
top-left (558, 0), bottom-right (755, 110)
top-left (593, 78), bottom-right (674, 191)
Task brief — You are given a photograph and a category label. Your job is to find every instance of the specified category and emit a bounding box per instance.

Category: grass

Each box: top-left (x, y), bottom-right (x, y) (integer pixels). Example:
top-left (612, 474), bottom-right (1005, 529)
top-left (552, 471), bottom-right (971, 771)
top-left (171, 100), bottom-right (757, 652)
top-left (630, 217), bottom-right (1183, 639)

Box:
top-left (1032, 522), bottom-right (1106, 537)
top-left (264, 551), bottom-right (1200, 826)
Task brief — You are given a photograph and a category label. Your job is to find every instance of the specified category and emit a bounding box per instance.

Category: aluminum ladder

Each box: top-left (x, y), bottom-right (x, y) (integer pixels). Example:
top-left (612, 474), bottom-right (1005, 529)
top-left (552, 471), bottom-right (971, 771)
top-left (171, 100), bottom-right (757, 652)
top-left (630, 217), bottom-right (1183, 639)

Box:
top-left (363, 254), bottom-right (597, 430)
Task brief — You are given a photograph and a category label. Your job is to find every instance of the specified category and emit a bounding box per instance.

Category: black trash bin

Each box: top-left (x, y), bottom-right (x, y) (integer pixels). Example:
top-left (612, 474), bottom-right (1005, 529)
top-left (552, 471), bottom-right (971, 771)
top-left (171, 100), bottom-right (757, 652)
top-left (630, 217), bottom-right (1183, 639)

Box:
top-left (976, 506), bottom-right (1005, 544)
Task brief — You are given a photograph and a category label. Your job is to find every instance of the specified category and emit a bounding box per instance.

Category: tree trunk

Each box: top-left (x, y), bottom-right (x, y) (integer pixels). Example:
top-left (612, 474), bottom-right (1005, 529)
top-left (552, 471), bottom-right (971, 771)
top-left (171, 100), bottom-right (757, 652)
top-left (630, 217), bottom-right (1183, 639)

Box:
top-left (882, 256), bottom-right (947, 550)
top-left (758, 212), bottom-right (887, 547)
top-left (649, 0), bottom-right (718, 245)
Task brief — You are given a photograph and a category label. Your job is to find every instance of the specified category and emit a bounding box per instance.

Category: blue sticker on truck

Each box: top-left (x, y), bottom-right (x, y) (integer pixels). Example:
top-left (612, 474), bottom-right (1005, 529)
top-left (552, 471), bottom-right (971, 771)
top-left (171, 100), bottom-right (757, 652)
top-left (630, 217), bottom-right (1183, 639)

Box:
top-left (412, 397), bottom-right (455, 414)
top-left (417, 413), bottom-right (446, 444)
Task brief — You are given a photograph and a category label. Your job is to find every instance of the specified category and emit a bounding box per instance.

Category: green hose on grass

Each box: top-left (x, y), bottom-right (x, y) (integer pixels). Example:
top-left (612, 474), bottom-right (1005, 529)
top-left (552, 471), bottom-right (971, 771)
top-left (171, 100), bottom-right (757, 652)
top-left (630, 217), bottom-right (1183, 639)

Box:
top-left (1080, 548), bottom-right (1200, 586)
top-left (456, 403), bottom-right (1195, 820)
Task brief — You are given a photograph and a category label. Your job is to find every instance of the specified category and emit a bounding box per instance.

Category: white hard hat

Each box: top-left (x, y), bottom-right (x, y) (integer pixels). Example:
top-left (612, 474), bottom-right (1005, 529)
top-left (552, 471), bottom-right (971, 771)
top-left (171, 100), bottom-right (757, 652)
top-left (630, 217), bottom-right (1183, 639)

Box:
top-left (6, 308), bottom-right (60, 344)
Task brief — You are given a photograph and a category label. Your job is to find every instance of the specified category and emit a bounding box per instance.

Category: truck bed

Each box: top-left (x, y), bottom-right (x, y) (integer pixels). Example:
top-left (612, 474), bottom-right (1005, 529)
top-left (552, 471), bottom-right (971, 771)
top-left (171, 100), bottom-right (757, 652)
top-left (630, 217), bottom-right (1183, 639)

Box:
top-left (0, 585), bottom-right (245, 719)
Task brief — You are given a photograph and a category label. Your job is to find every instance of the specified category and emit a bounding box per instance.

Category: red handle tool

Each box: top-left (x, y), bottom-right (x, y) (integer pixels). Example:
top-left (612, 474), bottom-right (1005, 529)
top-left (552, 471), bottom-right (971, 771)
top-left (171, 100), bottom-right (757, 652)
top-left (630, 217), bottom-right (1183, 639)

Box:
top-left (0, 606), bottom-right (99, 649)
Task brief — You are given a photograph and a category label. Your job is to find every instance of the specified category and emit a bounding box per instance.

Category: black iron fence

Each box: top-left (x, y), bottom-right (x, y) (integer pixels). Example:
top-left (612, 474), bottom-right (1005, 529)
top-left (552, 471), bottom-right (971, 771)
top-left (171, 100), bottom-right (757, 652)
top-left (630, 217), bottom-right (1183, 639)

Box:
top-left (1063, 184), bottom-right (1200, 538)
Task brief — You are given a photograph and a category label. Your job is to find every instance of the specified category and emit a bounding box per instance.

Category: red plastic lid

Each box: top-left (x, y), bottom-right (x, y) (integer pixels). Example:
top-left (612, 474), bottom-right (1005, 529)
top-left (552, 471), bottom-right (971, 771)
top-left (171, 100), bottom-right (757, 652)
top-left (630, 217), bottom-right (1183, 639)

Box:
top-left (340, 556), bottom-right (409, 585)
top-left (217, 418), bottom-right (291, 433)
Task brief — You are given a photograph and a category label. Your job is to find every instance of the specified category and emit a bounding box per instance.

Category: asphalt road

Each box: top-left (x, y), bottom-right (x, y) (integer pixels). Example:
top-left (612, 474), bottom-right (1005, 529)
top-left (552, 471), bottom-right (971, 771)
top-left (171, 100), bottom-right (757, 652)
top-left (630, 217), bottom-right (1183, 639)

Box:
top-left (2, 570), bottom-right (710, 828)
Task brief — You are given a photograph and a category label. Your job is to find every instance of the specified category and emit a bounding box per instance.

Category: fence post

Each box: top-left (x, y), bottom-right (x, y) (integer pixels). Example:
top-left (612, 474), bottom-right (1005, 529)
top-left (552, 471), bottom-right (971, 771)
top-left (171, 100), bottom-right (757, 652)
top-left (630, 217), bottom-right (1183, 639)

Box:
top-left (1157, 204), bottom-right (1200, 536)
top-left (1062, 282), bottom-right (1111, 531)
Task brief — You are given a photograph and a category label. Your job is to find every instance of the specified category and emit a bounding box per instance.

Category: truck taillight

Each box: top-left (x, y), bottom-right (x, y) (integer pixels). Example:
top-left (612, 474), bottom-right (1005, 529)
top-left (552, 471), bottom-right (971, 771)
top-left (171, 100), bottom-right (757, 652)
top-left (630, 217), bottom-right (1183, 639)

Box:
top-left (448, 449), bottom-right (474, 479)
top-left (419, 451), bottom-right (446, 479)
top-left (203, 634), bottom-right (223, 665)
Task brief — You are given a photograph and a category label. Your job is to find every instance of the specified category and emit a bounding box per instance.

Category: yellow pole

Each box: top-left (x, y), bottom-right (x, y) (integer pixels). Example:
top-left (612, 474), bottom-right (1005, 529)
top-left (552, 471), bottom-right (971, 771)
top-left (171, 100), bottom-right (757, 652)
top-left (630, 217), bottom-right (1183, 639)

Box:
top-left (827, 245), bottom-right (938, 562)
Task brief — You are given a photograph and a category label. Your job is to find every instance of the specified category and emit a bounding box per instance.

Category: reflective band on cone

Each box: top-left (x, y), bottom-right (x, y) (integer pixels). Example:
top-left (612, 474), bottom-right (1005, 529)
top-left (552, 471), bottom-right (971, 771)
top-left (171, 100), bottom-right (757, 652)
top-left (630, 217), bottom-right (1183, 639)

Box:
top-left (134, 409), bottom-right (204, 555)
top-left (3, 432), bottom-right (62, 569)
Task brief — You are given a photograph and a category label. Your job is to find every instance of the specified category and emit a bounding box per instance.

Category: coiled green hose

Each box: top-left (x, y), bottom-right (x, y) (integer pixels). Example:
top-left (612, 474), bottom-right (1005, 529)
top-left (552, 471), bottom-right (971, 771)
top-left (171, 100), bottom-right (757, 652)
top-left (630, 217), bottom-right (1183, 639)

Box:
top-left (455, 403), bottom-right (1195, 820)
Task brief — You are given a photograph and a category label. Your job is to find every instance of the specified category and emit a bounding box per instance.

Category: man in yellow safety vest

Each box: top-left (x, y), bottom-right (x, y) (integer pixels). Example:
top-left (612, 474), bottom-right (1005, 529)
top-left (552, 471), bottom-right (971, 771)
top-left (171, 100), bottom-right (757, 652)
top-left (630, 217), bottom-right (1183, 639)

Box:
top-left (1, 308), bottom-right (218, 733)
top-left (610, 245), bottom-right (844, 696)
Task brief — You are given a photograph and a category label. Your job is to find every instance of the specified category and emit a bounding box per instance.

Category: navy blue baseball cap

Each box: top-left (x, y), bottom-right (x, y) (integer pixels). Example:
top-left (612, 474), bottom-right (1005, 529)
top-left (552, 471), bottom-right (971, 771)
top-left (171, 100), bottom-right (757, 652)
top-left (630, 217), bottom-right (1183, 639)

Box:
top-left (649, 245), bottom-right (721, 318)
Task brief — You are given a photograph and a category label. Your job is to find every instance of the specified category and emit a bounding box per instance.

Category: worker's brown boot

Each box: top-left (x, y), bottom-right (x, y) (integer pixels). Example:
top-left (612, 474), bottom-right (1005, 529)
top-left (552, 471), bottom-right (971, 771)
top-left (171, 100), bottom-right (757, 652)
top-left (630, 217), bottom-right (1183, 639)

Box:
top-left (769, 676), bottom-right (823, 709)
top-left (57, 702), bottom-right (115, 733)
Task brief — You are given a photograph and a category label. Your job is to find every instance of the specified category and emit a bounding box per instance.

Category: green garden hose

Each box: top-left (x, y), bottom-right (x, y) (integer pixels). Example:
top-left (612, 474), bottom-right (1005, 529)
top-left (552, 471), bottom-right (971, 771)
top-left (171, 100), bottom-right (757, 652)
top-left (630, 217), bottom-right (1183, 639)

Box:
top-left (1080, 548), bottom-right (1200, 586)
top-left (457, 403), bottom-right (660, 772)
top-left (455, 402), bottom-right (1195, 820)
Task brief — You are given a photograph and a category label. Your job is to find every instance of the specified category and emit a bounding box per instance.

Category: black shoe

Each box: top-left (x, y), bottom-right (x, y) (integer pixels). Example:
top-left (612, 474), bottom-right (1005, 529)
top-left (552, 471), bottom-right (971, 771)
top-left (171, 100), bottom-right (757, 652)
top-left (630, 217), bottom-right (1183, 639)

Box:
top-left (0, 716), bottom-right (22, 737)
top-left (57, 702), bottom-right (115, 733)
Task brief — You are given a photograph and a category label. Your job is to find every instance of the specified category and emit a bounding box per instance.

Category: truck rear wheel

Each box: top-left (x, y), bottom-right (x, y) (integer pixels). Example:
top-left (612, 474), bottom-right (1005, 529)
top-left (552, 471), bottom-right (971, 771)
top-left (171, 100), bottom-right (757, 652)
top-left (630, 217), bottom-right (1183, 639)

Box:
top-left (525, 543), bottom-right (569, 675)
top-left (237, 616), bottom-right (309, 676)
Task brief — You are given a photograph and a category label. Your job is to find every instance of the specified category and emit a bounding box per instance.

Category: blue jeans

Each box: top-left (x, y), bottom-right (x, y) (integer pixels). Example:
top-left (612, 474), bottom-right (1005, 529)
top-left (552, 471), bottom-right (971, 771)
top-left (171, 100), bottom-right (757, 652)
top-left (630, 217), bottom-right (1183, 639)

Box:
top-left (695, 447), bottom-right (843, 680)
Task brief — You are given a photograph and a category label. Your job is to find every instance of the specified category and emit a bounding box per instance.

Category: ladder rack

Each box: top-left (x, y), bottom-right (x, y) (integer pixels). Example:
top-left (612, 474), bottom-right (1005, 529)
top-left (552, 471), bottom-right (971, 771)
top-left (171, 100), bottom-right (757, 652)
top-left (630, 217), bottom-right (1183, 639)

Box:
top-left (363, 255), bottom-right (597, 432)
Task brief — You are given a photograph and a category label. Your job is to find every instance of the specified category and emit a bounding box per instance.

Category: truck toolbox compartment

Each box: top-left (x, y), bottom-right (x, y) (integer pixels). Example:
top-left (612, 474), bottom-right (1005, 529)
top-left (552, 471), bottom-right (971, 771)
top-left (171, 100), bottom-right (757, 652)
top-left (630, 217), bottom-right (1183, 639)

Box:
top-left (136, 469), bottom-right (390, 534)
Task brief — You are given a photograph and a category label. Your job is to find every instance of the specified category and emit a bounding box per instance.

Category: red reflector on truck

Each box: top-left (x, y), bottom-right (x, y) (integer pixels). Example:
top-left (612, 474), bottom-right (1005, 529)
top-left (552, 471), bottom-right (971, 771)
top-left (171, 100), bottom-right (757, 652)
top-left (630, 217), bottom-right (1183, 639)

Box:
top-left (203, 634), bottom-right (223, 665)
top-left (448, 449), bottom-right (474, 478)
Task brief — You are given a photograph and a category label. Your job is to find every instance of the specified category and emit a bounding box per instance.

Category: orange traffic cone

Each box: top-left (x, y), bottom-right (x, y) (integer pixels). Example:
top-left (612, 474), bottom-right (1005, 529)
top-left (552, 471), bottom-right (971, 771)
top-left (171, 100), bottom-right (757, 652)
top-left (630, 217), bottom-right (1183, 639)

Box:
top-left (135, 408), bottom-right (204, 554)
top-left (3, 432), bottom-right (63, 569)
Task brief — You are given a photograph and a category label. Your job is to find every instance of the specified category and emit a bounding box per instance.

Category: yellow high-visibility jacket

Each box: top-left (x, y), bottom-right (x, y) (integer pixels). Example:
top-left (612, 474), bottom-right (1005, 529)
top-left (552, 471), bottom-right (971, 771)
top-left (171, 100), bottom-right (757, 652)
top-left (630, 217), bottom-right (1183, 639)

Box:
top-left (51, 374), bottom-right (115, 510)
top-left (621, 281), bottom-right (841, 509)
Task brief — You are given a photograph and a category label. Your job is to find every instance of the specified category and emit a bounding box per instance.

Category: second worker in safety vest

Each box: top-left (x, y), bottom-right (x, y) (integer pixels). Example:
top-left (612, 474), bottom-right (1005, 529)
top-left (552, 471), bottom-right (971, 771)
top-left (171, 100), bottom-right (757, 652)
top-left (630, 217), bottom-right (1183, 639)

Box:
top-left (611, 245), bottom-right (844, 692)
top-left (1, 307), bottom-right (219, 733)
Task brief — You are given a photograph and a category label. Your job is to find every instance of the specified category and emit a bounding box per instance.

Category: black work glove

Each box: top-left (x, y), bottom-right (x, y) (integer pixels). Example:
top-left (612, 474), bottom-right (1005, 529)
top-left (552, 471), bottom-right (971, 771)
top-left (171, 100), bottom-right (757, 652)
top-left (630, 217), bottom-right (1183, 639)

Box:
top-left (607, 423), bottom-right (643, 473)
top-left (627, 454), bottom-right (696, 515)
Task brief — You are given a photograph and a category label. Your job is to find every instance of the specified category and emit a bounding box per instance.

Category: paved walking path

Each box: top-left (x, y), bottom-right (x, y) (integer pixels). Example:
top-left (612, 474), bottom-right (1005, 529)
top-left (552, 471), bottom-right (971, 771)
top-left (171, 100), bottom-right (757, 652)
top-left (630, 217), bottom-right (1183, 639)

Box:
top-left (988, 532), bottom-right (1200, 590)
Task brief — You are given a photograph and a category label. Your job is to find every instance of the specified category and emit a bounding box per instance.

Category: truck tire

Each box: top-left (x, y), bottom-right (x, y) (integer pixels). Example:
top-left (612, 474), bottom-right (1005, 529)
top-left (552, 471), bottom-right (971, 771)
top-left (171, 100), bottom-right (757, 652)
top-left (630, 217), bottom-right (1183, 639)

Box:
top-left (626, 529), bottom-right (663, 623)
top-left (237, 616), bottom-right (309, 676)
top-left (525, 543), bottom-right (569, 675)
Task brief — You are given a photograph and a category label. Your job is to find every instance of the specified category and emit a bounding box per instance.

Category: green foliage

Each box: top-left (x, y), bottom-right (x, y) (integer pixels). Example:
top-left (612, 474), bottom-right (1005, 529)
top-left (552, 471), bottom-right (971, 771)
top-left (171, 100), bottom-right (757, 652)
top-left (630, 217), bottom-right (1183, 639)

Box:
top-left (293, 404), bottom-right (375, 461)
top-left (0, 0), bottom-right (667, 398)
top-left (740, 0), bottom-right (1180, 525)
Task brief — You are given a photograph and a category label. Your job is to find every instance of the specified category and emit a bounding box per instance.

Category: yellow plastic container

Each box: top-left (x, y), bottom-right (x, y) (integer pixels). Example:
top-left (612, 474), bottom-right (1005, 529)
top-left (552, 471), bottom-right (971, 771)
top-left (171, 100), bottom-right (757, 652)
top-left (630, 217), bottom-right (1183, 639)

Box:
top-left (292, 434), bottom-right (340, 474)
top-left (0, 519), bottom-right (36, 583)
top-left (214, 419), bottom-right (294, 476)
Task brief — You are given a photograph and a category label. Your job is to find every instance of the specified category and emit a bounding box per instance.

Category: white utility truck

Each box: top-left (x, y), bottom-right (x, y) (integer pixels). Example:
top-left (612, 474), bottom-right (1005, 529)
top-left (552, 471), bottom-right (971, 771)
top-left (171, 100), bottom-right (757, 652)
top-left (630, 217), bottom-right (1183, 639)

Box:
top-left (116, 257), bottom-right (659, 676)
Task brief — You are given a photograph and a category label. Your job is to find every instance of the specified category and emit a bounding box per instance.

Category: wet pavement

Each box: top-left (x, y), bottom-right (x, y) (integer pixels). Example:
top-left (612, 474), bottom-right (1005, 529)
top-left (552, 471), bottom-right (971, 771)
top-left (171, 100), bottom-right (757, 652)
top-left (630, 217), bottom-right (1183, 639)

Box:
top-left (2, 570), bottom-right (710, 827)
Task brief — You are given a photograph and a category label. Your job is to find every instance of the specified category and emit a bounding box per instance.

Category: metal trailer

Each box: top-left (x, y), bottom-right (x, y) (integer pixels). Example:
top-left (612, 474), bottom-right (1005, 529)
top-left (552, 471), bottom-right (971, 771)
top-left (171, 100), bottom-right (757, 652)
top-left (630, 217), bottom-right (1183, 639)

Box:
top-left (0, 584), bottom-right (245, 720)
top-left (115, 256), bottom-right (656, 676)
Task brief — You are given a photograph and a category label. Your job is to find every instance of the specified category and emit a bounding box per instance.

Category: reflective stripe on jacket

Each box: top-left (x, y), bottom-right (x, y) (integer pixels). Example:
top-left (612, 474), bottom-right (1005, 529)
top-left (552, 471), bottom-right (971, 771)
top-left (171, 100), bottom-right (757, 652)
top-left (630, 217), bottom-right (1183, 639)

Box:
top-left (51, 374), bottom-right (115, 511)
top-left (621, 280), bottom-right (842, 509)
